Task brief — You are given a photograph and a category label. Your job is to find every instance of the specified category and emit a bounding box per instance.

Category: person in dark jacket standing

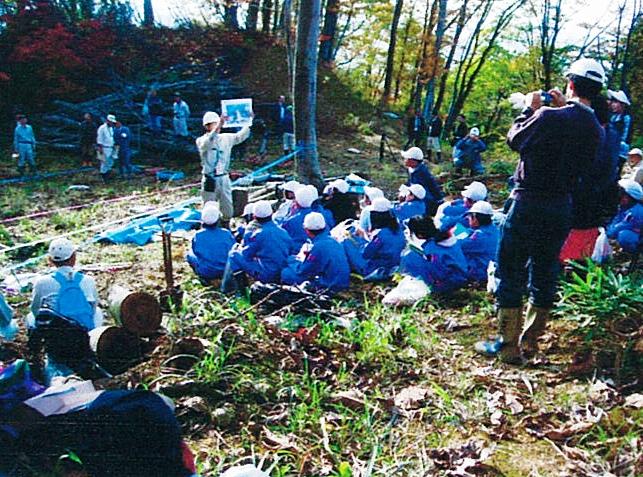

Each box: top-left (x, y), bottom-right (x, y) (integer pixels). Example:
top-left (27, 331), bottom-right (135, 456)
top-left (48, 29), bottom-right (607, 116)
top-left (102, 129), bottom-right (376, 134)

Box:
top-left (426, 114), bottom-right (443, 162)
top-left (475, 58), bottom-right (605, 364)
top-left (405, 109), bottom-right (426, 149)
top-left (451, 114), bottom-right (468, 146)
top-left (402, 146), bottom-right (444, 215)
top-left (78, 113), bottom-right (97, 167)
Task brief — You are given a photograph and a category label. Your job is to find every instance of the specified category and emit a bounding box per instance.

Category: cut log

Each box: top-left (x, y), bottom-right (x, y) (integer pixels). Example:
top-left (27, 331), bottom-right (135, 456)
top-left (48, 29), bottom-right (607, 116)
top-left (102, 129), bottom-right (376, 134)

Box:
top-left (108, 285), bottom-right (162, 336)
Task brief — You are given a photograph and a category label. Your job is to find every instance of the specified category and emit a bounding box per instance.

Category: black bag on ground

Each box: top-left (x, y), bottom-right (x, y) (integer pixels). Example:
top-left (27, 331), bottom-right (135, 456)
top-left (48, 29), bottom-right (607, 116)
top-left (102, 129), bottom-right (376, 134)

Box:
top-left (250, 282), bottom-right (333, 314)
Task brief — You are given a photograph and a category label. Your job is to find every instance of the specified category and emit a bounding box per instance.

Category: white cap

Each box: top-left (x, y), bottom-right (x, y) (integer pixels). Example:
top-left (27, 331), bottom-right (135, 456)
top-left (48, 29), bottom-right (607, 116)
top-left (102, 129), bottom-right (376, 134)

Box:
top-left (364, 186), bottom-right (384, 201)
top-left (280, 180), bottom-right (301, 192)
top-left (220, 464), bottom-right (270, 477)
top-left (398, 184), bottom-right (410, 195)
top-left (295, 185), bottom-right (318, 208)
top-left (253, 200), bottom-right (273, 218)
top-left (409, 184), bottom-right (426, 200)
top-left (330, 179), bottom-right (350, 194)
top-left (201, 202), bottom-right (221, 224)
top-left (202, 111), bottom-right (220, 126)
top-left (303, 212), bottom-right (326, 230)
top-left (469, 127), bottom-right (480, 137)
top-left (467, 200), bottom-right (494, 216)
top-left (48, 238), bottom-right (77, 261)
top-left (106, 114), bottom-right (116, 123)
top-left (371, 197), bottom-right (392, 213)
top-left (242, 203), bottom-right (255, 216)
top-left (618, 178), bottom-right (643, 201)
top-left (628, 147), bottom-right (642, 157)
top-left (566, 58), bottom-right (606, 84)
top-left (401, 147), bottom-right (424, 161)
top-left (608, 89), bottom-right (631, 106)
top-left (461, 181), bottom-right (487, 201)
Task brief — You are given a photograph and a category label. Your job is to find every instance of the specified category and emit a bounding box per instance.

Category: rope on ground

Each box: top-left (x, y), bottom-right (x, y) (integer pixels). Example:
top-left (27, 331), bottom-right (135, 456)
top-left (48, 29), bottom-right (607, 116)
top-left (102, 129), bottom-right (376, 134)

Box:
top-left (0, 166), bottom-right (94, 186)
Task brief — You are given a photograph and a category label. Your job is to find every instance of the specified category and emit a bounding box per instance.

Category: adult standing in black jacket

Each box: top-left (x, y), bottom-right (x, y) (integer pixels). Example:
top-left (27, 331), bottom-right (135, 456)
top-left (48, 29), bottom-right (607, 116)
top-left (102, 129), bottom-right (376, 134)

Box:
top-left (78, 113), bottom-right (97, 167)
top-left (475, 58), bottom-right (605, 364)
top-left (427, 113), bottom-right (443, 163)
top-left (451, 114), bottom-right (468, 146)
top-left (405, 109), bottom-right (426, 149)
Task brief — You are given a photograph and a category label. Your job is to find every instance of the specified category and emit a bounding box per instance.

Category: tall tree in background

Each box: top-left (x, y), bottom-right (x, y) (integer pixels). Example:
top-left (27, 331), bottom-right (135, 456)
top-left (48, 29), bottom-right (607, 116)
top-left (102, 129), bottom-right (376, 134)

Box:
top-left (619, 0), bottom-right (642, 91)
top-left (246, 0), bottom-right (260, 31)
top-left (319, 0), bottom-right (340, 65)
top-left (393, 3), bottom-right (416, 102)
top-left (422, 0), bottom-right (446, 118)
top-left (380, 0), bottom-right (404, 106)
top-left (282, 0), bottom-right (294, 89)
top-left (143, 0), bottom-right (154, 26)
top-left (538, 0), bottom-right (563, 90)
top-left (261, 0), bottom-right (272, 32)
top-left (293, 0), bottom-right (324, 188)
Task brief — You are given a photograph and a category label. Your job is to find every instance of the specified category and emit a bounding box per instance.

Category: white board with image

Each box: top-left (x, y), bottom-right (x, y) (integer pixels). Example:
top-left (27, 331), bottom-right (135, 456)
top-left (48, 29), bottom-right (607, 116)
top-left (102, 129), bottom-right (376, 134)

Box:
top-left (221, 98), bottom-right (253, 128)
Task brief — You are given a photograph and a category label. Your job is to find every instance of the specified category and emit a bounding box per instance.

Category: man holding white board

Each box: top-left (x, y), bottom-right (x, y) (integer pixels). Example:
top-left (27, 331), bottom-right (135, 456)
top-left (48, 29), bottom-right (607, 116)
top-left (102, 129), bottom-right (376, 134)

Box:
top-left (196, 99), bottom-right (253, 223)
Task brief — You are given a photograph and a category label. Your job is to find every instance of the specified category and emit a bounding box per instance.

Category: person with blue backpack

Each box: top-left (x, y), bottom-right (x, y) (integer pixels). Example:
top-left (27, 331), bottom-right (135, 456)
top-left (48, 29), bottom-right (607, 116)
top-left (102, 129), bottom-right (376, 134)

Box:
top-left (29, 238), bottom-right (102, 331)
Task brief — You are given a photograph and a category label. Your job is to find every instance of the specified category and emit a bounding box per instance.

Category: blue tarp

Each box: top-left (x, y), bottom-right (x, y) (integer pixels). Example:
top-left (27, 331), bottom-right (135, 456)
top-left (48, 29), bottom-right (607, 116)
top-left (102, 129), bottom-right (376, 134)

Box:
top-left (94, 207), bottom-right (201, 246)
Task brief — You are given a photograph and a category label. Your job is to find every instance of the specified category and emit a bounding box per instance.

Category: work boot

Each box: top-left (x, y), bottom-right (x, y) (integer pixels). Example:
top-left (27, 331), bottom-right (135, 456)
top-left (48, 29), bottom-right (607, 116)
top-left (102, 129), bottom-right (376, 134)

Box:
top-left (474, 307), bottom-right (523, 365)
top-left (520, 304), bottom-right (550, 359)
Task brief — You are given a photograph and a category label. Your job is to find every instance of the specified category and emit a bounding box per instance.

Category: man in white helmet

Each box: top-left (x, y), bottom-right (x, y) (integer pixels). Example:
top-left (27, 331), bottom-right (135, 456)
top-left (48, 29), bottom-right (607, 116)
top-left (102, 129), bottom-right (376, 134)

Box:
top-left (476, 58), bottom-right (605, 364)
top-left (197, 110), bottom-right (252, 223)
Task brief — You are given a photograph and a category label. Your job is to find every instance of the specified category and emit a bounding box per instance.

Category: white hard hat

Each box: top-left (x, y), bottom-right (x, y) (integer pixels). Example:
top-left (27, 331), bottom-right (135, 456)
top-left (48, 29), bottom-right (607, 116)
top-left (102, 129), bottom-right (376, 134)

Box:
top-left (106, 114), bottom-right (116, 123)
top-left (48, 238), bottom-right (77, 261)
top-left (629, 148), bottom-right (642, 157)
top-left (330, 179), bottom-right (350, 194)
top-left (253, 200), bottom-right (273, 218)
top-left (566, 58), bottom-right (606, 84)
top-left (242, 203), bottom-right (255, 216)
top-left (280, 180), bottom-right (301, 193)
top-left (201, 202), bottom-right (221, 224)
top-left (364, 186), bottom-right (384, 201)
top-left (608, 89), bottom-right (631, 106)
top-left (467, 200), bottom-right (494, 216)
top-left (303, 211), bottom-right (326, 230)
top-left (295, 185), bottom-right (318, 208)
top-left (409, 184), bottom-right (426, 200)
top-left (469, 127), bottom-right (480, 137)
top-left (220, 464), bottom-right (270, 477)
top-left (202, 111), bottom-right (220, 126)
top-left (461, 181), bottom-right (488, 201)
top-left (401, 147), bottom-right (424, 161)
top-left (371, 197), bottom-right (392, 213)
top-left (618, 178), bottom-right (643, 201)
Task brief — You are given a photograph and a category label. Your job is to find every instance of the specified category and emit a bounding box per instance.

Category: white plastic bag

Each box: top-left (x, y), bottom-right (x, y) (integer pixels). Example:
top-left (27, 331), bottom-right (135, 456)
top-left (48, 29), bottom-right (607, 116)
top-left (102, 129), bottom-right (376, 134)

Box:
top-left (591, 227), bottom-right (612, 264)
top-left (487, 261), bottom-right (499, 294)
top-left (383, 276), bottom-right (430, 306)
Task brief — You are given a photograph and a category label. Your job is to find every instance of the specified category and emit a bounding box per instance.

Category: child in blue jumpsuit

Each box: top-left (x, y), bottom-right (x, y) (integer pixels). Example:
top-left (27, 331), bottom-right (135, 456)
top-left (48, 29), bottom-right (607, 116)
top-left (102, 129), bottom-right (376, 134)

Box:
top-left (399, 216), bottom-right (468, 294)
top-left (436, 181), bottom-right (488, 232)
top-left (281, 185), bottom-right (319, 251)
top-left (394, 184), bottom-right (427, 223)
top-left (453, 127), bottom-right (487, 175)
top-left (222, 200), bottom-right (294, 293)
top-left (343, 198), bottom-right (405, 278)
top-left (607, 179), bottom-right (642, 253)
top-left (459, 201), bottom-right (499, 283)
top-left (281, 212), bottom-right (350, 294)
top-left (186, 203), bottom-right (235, 282)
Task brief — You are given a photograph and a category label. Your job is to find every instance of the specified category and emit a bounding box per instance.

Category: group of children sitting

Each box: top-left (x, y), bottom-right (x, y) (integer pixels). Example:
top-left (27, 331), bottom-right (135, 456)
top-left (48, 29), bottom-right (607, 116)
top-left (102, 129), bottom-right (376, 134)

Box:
top-left (186, 149), bottom-right (503, 297)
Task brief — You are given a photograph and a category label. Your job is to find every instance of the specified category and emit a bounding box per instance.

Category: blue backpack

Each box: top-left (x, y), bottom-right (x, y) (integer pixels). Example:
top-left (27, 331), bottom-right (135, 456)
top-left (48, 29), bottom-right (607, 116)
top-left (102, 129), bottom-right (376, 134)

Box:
top-left (52, 271), bottom-right (95, 330)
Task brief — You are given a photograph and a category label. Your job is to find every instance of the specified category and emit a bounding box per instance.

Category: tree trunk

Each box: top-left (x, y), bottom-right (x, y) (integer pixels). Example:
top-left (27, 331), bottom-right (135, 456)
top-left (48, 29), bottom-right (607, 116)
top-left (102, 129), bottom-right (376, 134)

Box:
top-left (381, 0), bottom-right (404, 107)
top-left (282, 0), bottom-right (294, 90)
top-left (224, 2), bottom-right (239, 29)
top-left (393, 4), bottom-right (415, 102)
top-left (540, 0), bottom-right (562, 90)
top-left (619, 3), bottom-right (641, 92)
top-left (143, 0), bottom-right (154, 26)
top-left (319, 0), bottom-right (340, 65)
top-left (422, 0), bottom-right (447, 119)
top-left (273, 0), bottom-right (281, 33)
top-left (261, 0), bottom-right (273, 33)
top-left (408, 0), bottom-right (432, 111)
top-left (247, 0), bottom-right (260, 31)
top-left (294, 0), bottom-right (324, 188)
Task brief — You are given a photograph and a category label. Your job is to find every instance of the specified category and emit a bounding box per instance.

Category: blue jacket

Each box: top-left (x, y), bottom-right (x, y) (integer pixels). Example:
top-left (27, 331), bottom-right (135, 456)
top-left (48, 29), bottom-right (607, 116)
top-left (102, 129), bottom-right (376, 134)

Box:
top-left (114, 126), bottom-right (132, 152)
top-left (394, 199), bottom-right (426, 223)
top-left (281, 206), bottom-right (313, 250)
top-left (438, 199), bottom-right (469, 231)
top-left (399, 238), bottom-right (468, 294)
top-left (454, 137), bottom-right (486, 163)
top-left (186, 226), bottom-right (235, 280)
top-left (408, 162), bottom-right (444, 204)
top-left (507, 102), bottom-right (602, 195)
top-left (460, 224), bottom-right (499, 282)
top-left (363, 227), bottom-right (406, 272)
top-left (236, 220), bottom-right (294, 282)
top-left (607, 203), bottom-right (643, 253)
top-left (281, 231), bottom-right (350, 293)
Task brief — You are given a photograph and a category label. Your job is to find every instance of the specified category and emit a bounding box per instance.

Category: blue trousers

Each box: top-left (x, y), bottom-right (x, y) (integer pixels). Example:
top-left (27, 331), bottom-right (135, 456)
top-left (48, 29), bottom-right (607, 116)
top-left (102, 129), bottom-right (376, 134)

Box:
top-left (454, 155), bottom-right (484, 175)
top-left (118, 149), bottom-right (133, 176)
top-left (496, 195), bottom-right (571, 308)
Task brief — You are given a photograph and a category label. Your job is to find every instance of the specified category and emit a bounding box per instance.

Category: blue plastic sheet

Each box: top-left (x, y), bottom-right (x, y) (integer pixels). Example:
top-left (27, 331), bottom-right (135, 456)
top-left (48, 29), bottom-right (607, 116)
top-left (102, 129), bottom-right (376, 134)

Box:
top-left (94, 207), bottom-right (201, 246)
